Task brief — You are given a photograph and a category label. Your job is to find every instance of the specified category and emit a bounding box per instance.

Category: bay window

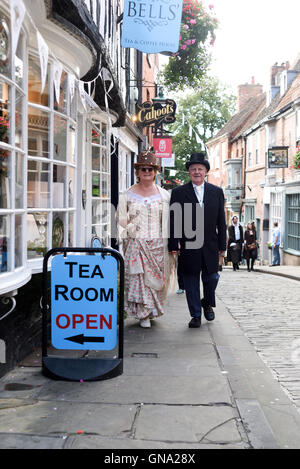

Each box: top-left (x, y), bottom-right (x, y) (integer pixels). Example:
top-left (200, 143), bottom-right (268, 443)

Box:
top-left (27, 54), bottom-right (77, 261)
top-left (0, 14), bottom-right (26, 281)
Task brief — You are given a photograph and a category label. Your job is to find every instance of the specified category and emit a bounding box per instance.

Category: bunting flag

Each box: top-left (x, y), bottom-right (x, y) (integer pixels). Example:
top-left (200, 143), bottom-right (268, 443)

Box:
top-left (121, 0), bottom-right (183, 53)
top-left (9, 0), bottom-right (112, 114)
top-left (69, 73), bottom-right (76, 102)
top-left (53, 61), bottom-right (63, 104)
top-left (37, 31), bottom-right (48, 93)
top-left (10, 0), bottom-right (26, 58)
top-left (78, 81), bottom-right (87, 111)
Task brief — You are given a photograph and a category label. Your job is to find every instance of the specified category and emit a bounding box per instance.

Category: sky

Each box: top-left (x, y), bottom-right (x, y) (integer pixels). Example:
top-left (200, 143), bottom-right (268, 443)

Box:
top-left (202, 0), bottom-right (300, 95)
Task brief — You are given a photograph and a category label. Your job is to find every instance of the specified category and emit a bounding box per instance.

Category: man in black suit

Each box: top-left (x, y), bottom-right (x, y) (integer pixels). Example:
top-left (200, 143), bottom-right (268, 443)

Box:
top-left (168, 152), bottom-right (226, 328)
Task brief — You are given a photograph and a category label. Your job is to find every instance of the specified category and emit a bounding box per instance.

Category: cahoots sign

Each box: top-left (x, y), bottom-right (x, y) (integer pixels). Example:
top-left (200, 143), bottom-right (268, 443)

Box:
top-left (136, 99), bottom-right (176, 127)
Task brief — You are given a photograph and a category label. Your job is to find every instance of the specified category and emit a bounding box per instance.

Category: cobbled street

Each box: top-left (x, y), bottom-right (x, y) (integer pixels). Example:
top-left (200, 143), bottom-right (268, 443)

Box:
top-left (217, 268), bottom-right (300, 406)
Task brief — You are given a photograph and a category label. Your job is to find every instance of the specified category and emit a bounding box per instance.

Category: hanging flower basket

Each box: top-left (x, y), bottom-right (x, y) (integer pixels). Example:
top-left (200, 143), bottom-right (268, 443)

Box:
top-left (291, 149), bottom-right (300, 170)
top-left (160, 1), bottom-right (218, 91)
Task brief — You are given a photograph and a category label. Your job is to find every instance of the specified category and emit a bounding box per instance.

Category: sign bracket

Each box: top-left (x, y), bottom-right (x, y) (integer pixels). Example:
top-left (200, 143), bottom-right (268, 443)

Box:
top-left (42, 247), bottom-right (124, 382)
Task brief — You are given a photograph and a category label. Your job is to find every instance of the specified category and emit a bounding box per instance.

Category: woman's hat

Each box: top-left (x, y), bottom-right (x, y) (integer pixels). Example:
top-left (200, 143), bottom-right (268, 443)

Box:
top-left (134, 150), bottom-right (160, 169)
top-left (185, 152), bottom-right (210, 172)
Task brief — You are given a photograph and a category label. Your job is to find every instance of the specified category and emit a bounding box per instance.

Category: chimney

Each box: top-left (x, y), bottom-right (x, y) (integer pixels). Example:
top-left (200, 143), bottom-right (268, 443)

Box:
top-left (237, 78), bottom-right (263, 111)
top-left (270, 61), bottom-right (290, 85)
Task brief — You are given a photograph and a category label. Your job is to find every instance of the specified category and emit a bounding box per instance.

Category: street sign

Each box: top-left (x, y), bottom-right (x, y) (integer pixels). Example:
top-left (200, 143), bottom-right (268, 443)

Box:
top-left (42, 247), bottom-right (124, 381)
top-left (51, 254), bottom-right (118, 351)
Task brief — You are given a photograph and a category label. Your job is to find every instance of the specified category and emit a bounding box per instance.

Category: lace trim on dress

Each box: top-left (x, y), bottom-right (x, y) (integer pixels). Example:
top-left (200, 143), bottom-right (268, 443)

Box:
top-left (127, 190), bottom-right (161, 201)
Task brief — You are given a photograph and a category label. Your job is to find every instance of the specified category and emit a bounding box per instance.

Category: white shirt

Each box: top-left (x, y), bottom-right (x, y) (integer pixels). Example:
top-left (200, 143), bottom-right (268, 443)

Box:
top-left (233, 223), bottom-right (240, 241)
top-left (193, 183), bottom-right (204, 206)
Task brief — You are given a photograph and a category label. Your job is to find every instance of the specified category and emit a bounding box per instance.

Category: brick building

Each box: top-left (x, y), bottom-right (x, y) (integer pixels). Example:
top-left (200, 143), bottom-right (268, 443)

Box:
top-left (207, 57), bottom-right (300, 266)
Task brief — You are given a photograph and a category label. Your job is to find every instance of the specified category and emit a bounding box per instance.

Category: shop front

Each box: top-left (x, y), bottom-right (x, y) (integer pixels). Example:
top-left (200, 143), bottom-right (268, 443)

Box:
top-left (0, 0), bottom-right (138, 375)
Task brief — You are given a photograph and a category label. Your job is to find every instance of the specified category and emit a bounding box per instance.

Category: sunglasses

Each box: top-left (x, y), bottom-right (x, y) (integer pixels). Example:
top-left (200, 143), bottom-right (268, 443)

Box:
top-left (140, 167), bottom-right (154, 172)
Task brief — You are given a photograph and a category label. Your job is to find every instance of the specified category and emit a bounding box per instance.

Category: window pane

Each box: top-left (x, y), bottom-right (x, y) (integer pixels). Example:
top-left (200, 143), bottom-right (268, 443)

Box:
top-left (102, 123), bottom-right (107, 146)
top-left (68, 124), bottom-right (76, 163)
top-left (68, 212), bottom-right (74, 246)
top-left (92, 173), bottom-right (100, 197)
top-left (70, 86), bottom-right (77, 121)
top-left (28, 55), bottom-right (49, 106)
top-left (28, 107), bottom-right (50, 158)
top-left (54, 114), bottom-right (67, 161)
top-left (52, 212), bottom-right (65, 248)
top-left (102, 148), bottom-right (108, 172)
top-left (92, 200), bottom-right (101, 225)
top-left (15, 33), bottom-right (25, 89)
top-left (15, 89), bottom-right (24, 149)
top-left (0, 17), bottom-right (10, 78)
top-left (68, 167), bottom-right (74, 207)
top-left (0, 150), bottom-right (11, 209)
top-left (15, 152), bottom-right (24, 209)
top-left (15, 214), bottom-right (22, 268)
top-left (102, 174), bottom-right (109, 198)
top-left (0, 214), bottom-right (9, 273)
top-left (53, 164), bottom-right (66, 208)
top-left (54, 70), bottom-right (68, 114)
top-left (27, 160), bottom-right (50, 208)
top-left (92, 126), bottom-right (101, 145)
top-left (92, 146), bottom-right (100, 170)
top-left (27, 212), bottom-right (48, 259)
top-left (0, 80), bottom-right (10, 144)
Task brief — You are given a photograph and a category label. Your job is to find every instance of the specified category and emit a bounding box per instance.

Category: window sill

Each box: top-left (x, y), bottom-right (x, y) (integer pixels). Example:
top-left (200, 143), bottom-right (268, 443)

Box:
top-left (0, 268), bottom-right (32, 296)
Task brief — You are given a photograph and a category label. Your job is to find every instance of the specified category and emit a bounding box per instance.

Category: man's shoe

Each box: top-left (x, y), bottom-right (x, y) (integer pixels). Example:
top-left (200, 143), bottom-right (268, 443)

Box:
top-left (188, 317), bottom-right (201, 328)
top-left (201, 299), bottom-right (215, 321)
top-left (176, 289), bottom-right (185, 294)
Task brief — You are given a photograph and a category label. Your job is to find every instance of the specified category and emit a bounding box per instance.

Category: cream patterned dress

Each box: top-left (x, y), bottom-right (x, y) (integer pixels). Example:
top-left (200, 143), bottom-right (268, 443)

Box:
top-left (120, 188), bottom-right (168, 320)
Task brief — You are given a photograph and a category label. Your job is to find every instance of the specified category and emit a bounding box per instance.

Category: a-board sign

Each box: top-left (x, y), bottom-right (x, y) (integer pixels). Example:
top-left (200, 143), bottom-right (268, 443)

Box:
top-left (51, 254), bottom-right (118, 351)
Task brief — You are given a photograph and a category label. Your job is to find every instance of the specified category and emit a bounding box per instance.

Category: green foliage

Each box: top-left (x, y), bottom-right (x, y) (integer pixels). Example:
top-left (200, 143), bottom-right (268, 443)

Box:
top-left (164, 80), bottom-right (236, 183)
top-left (291, 150), bottom-right (300, 170)
top-left (160, 0), bottom-right (218, 92)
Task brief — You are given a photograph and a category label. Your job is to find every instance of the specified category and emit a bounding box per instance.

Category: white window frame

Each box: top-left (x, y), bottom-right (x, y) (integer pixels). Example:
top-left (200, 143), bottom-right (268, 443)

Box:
top-left (0, 16), bottom-right (29, 292)
top-left (26, 52), bottom-right (77, 271)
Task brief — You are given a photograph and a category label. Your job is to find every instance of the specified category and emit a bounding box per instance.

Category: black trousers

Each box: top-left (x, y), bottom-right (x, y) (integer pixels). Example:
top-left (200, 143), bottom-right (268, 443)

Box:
top-left (182, 255), bottom-right (220, 318)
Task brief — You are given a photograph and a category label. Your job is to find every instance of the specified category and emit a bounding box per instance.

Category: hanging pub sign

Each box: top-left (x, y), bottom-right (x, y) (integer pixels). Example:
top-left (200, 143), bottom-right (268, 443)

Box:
top-left (135, 99), bottom-right (176, 127)
top-left (153, 137), bottom-right (172, 159)
top-left (268, 146), bottom-right (289, 168)
top-left (121, 0), bottom-right (184, 54)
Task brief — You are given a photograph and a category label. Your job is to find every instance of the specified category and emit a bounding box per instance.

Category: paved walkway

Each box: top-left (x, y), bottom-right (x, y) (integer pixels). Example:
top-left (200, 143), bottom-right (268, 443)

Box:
top-left (0, 265), bottom-right (300, 449)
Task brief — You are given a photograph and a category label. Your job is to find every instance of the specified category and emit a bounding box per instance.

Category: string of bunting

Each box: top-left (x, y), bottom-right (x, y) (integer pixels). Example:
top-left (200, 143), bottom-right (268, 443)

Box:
top-left (10, 0), bottom-right (116, 144)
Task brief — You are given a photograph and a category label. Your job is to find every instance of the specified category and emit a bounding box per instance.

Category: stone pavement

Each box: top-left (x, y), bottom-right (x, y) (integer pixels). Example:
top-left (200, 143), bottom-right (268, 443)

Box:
top-left (0, 265), bottom-right (300, 449)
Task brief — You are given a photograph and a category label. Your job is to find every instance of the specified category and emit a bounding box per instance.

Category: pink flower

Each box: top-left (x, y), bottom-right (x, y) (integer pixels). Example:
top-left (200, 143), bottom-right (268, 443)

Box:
top-left (185, 39), bottom-right (192, 45)
top-left (181, 45), bottom-right (187, 50)
top-left (209, 4), bottom-right (214, 8)
top-left (190, 19), bottom-right (196, 24)
top-left (191, 39), bottom-right (196, 44)
top-left (182, 24), bottom-right (189, 30)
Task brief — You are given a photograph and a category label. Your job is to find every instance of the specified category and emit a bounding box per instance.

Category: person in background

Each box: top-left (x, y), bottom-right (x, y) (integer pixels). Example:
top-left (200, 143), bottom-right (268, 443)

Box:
top-left (243, 221), bottom-right (258, 272)
top-left (227, 215), bottom-right (243, 271)
top-left (270, 221), bottom-right (281, 266)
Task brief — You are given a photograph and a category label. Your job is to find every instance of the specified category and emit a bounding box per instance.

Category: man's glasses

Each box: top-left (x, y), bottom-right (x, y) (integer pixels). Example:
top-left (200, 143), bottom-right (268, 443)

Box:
top-left (140, 167), bottom-right (154, 172)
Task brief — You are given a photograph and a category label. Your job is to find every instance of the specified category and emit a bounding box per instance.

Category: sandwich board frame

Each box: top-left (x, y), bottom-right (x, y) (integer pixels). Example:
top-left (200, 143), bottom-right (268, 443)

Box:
top-left (41, 247), bottom-right (124, 382)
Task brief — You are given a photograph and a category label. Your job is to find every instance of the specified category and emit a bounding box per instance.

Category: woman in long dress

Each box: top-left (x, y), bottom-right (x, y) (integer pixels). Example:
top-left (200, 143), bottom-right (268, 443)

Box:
top-left (243, 221), bottom-right (258, 271)
top-left (118, 151), bottom-right (172, 328)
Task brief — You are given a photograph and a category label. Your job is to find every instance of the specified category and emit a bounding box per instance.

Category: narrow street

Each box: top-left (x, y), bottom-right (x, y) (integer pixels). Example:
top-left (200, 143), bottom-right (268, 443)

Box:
top-left (217, 267), bottom-right (300, 405)
top-left (1, 268), bottom-right (300, 449)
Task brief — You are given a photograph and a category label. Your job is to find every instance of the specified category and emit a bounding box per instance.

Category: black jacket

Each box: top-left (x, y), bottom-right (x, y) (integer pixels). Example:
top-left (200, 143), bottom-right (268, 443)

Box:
top-left (168, 181), bottom-right (226, 274)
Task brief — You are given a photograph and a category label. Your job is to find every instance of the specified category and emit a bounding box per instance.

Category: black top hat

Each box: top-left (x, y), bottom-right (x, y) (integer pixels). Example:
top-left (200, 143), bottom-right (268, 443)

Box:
top-left (185, 152), bottom-right (210, 172)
